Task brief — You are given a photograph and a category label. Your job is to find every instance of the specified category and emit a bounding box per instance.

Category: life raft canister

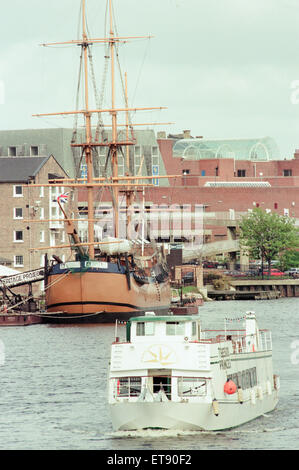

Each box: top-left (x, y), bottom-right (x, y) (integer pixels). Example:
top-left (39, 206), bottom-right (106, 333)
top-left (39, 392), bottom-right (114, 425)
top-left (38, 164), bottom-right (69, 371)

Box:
top-left (224, 378), bottom-right (237, 395)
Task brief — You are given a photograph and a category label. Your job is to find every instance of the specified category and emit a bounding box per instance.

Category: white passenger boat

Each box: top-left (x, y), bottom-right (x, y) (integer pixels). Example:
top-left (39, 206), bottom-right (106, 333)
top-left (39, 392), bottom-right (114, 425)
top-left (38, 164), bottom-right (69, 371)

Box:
top-left (108, 311), bottom-right (279, 431)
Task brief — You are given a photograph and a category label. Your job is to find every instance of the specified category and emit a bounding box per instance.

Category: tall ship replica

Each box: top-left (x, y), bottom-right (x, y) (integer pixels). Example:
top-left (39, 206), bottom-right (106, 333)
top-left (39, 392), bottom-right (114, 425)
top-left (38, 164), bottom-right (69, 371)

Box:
top-left (32, 0), bottom-right (172, 323)
top-left (108, 311), bottom-right (279, 431)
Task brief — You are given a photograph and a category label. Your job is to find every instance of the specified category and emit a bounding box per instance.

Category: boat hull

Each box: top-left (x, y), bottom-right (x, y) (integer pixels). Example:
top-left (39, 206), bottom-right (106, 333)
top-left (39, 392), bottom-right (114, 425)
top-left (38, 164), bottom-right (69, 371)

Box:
top-left (0, 313), bottom-right (41, 327)
top-left (109, 392), bottom-right (279, 431)
top-left (45, 262), bottom-right (171, 323)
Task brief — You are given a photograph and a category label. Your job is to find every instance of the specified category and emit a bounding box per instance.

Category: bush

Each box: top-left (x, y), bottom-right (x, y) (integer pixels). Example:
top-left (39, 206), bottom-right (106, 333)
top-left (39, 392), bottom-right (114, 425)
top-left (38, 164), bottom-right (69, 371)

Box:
top-left (204, 272), bottom-right (231, 290)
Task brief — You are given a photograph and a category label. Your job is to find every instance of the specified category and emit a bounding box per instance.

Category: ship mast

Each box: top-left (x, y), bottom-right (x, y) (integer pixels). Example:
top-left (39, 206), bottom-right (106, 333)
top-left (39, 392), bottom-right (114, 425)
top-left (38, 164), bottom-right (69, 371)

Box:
top-left (82, 0), bottom-right (95, 258)
top-left (109, 0), bottom-right (120, 238)
top-left (33, 0), bottom-right (169, 257)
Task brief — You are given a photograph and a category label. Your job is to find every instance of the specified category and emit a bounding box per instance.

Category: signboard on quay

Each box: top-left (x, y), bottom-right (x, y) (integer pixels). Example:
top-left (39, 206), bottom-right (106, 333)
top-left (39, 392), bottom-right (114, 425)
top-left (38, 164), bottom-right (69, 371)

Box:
top-left (0, 268), bottom-right (45, 288)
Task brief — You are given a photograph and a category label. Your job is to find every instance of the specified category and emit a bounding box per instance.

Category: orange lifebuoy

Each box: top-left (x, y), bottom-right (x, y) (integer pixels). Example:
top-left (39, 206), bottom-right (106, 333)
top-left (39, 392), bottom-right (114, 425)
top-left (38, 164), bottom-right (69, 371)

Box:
top-left (224, 379), bottom-right (237, 395)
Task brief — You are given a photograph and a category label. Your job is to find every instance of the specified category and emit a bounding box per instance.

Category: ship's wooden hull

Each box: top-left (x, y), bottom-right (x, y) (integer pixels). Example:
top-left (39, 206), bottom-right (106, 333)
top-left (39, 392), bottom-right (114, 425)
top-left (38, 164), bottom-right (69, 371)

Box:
top-left (45, 263), bottom-right (171, 323)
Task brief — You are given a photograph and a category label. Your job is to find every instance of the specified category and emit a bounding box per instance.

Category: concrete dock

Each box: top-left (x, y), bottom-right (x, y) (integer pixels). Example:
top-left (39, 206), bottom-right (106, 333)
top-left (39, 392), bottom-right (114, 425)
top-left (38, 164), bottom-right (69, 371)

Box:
top-left (230, 279), bottom-right (299, 297)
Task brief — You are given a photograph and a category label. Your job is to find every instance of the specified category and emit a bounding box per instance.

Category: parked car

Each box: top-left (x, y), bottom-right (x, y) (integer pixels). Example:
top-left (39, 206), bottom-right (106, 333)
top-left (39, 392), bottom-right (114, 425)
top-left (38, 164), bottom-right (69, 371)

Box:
top-left (182, 272), bottom-right (194, 283)
top-left (284, 268), bottom-right (299, 277)
top-left (224, 270), bottom-right (246, 277)
top-left (285, 268), bottom-right (299, 274)
top-left (203, 261), bottom-right (218, 269)
top-left (262, 268), bottom-right (284, 276)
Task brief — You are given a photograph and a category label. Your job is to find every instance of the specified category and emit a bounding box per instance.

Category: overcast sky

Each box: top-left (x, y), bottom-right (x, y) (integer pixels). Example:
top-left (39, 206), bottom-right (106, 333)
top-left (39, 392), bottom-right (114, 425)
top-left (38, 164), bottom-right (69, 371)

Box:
top-left (2, 0), bottom-right (299, 157)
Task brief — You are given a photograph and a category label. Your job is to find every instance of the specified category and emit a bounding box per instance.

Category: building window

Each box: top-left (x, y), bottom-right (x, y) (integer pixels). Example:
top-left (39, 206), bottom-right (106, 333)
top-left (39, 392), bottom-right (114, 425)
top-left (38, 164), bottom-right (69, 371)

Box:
top-left (274, 202), bottom-right (278, 209)
top-left (135, 155), bottom-right (142, 174)
top-left (40, 231), bottom-right (45, 243)
top-left (8, 146), bottom-right (17, 156)
top-left (40, 207), bottom-right (44, 219)
top-left (14, 231), bottom-right (23, 242)
top-left (237, 169), bottom-right (246, 177)
top-left (13, 185), bottom-right (23, 197)
top-left (40, 186), bottom-right (44, 198)
top-left (51, 206), bottom-right (58, 218)
top-left (201, 170), bottom-right (206, 176)
top-left (30, 146), bottom-right (39, 156)
top-left (182, 169), bottom-right (190, 175)
top-left (151, 147), bottom-right (159, 186)
top-left (118, 154), bottom-right (124, 177)
top-left (14, 208), bottom-right (23, 219)
top-left (283, 169), bottom-right (292, 177)
top-left (14, 255), bottom-right (24, 267)
top-left (152, 146), bottom-right (158, 157)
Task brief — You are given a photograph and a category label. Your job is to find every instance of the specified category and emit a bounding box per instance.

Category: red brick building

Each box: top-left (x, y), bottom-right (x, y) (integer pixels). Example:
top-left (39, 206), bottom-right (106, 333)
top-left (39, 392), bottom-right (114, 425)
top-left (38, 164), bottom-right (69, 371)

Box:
top-left (155, 133), bottom-right (299, 222)
top-left (77, 131), bottom-right (299, 260)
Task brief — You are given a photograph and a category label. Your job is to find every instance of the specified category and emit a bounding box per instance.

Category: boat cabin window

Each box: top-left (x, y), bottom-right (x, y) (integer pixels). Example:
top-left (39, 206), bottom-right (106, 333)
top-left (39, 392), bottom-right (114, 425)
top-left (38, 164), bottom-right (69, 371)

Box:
top-left (116, 377), bottom-right (142, 397)
top-left (166, 321), bottom-right (185, 336)
top-left (178, 377), bottom-right (206, 397)
top-left (136, 321), bottom-right (155, 336)
top-left (227, 367), bottom-right (257, 390)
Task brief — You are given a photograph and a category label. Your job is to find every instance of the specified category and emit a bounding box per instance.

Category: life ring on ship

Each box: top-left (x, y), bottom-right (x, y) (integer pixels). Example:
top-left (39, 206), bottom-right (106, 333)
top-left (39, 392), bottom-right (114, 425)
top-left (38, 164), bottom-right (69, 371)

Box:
top-left (224, 379), bottom-right (237, 395)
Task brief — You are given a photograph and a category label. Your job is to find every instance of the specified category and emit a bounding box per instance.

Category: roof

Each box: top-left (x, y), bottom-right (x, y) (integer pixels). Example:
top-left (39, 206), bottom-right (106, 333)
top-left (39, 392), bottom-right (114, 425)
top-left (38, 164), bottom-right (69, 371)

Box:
top-left (0, 156), bottom-right (49, 182)
top-left (173, 137), bottom-right (281, 161)
top-left (129, 314), bottom-right (200, 323)
top-left (0, 265), bottom-right (20, 276)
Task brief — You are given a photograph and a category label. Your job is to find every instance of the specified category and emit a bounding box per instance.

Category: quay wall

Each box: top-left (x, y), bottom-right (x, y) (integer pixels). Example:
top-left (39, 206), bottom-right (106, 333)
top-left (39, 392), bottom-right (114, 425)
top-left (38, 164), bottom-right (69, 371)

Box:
top-left (230, 279), bottom-right (299, 297)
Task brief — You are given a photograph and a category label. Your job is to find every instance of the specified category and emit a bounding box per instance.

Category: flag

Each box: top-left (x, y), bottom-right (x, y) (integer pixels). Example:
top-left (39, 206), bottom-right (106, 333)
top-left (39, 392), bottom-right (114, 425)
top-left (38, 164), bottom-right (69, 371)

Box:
top-left (57, 192), bottom-right (69, 204)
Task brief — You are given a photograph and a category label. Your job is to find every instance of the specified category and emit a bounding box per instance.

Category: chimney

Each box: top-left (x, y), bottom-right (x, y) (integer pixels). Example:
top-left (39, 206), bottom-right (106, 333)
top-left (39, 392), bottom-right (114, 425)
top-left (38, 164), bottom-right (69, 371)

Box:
top-left (157, 131), bottom-right (166, 139)
top-left (183, 130), bottom-right (191, 139)
top-left (294, 149), bottom-right (299, 159)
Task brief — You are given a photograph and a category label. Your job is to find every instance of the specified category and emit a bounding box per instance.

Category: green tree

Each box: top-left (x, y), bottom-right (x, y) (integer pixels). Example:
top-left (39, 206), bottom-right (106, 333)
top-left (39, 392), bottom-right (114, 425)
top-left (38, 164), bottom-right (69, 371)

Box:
top-left (279, 249), bottom-right (299, 271)
top-left (240, 208), bottom-right (299, 278)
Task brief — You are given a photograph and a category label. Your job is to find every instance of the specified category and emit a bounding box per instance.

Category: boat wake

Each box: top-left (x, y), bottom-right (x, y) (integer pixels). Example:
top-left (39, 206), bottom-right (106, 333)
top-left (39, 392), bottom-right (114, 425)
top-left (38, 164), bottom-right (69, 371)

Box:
top-left (108, 429), bottom-right (223, 439)
top-left (108, 424), bottom-right (286, 439)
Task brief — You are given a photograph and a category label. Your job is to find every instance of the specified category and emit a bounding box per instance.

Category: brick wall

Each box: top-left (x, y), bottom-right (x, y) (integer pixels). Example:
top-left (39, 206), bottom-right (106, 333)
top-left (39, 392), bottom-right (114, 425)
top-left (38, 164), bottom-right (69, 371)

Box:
top-left (0, 156), bottom-right (71, 275)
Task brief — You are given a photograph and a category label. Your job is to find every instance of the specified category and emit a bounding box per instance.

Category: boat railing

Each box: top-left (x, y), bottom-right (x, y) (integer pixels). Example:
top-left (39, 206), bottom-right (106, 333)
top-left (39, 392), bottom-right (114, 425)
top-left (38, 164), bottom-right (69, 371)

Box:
top-left (259, 329), bottom-right (272, 351)
top-left (200, 329), bottom-right (272, 353)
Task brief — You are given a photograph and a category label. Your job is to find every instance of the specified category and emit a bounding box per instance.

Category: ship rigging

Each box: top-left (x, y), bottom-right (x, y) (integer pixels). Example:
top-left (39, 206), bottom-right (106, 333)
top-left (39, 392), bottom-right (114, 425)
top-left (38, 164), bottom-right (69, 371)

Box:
top-left (28, 0), bottom-right (173, 323)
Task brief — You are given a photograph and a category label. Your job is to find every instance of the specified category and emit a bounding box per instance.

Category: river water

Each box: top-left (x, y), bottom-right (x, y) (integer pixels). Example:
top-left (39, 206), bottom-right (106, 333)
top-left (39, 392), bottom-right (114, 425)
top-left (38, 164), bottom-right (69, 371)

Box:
top-left (0, 297), bottom-right (298, 451)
